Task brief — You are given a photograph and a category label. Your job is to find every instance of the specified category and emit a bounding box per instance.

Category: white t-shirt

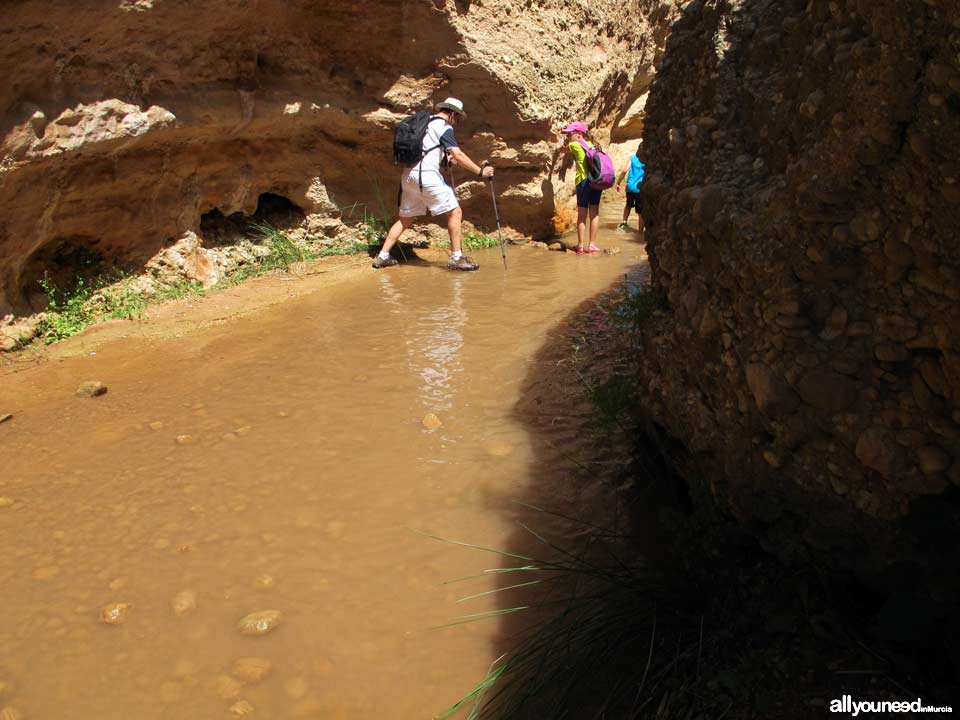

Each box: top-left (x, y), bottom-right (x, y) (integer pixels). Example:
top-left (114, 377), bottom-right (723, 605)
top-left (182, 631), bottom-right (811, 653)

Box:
top-left (409, 117), bottom-right (458, 179)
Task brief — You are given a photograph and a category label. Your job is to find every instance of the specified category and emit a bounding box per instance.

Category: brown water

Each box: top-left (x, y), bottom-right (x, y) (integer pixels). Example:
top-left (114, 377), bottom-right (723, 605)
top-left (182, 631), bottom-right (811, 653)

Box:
top-left (0, 217), bottom-right (647, 719)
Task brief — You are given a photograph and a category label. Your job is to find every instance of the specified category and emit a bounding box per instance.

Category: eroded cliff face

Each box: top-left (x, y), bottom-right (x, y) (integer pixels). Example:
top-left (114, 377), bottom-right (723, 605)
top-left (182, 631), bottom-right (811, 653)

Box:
top-left (639, 0), bottom-right (960, 598)
top-left (0, 0), bottom-right (667, 317)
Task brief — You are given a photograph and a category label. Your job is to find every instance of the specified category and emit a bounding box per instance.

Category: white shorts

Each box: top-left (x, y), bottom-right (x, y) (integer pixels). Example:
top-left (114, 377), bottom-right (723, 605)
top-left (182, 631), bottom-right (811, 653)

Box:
top-left (398, 170), bottom-right (459, 217)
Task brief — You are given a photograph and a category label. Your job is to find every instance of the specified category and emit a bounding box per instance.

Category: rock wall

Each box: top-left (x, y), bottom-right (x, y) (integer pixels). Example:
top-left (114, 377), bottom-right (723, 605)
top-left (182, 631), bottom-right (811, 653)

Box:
top-left (638, 0), bottom-right (960, 602)
top-left (0, 0), bottom-right (666, 316)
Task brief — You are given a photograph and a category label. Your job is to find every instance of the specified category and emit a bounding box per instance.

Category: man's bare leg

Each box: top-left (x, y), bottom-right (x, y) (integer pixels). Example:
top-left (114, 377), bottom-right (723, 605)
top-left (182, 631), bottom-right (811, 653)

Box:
top-left (379, 216), bottom-right (415, 256)
top-left (446, 206), bottom-right (464, 255)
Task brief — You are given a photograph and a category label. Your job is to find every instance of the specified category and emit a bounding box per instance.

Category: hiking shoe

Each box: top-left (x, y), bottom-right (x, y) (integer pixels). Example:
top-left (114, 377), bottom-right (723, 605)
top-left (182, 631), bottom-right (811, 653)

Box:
top-left (447, 255), bottom-right (479, 271)
top-left (371, 255), bottom-right (399, 269)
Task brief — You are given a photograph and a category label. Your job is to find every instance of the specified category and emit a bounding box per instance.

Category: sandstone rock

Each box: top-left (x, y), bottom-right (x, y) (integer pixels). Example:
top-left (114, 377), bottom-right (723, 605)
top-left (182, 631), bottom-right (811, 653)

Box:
top-left (745, 364), bottom-right (799, 417)
top-left (76, 381), bottom-right (107, 398)
top-left (795, 369), bottom-right (858, 413)
top-left (145, 232), bottom-right (220, 288)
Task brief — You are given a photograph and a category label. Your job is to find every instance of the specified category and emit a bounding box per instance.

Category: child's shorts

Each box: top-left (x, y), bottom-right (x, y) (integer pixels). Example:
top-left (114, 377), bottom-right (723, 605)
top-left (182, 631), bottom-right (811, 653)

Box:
top-left (576, 180), bottom-right (602, 208)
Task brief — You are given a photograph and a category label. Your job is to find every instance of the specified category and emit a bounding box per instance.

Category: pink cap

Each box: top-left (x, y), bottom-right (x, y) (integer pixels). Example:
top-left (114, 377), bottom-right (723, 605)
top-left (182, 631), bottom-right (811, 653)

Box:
top-left (561, 121), bottom-right (588, 134)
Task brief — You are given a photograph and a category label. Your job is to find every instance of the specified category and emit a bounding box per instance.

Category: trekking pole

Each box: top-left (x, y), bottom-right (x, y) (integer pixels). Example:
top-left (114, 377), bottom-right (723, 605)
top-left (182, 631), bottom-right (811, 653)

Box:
top-left (484, 163), bottom-right (508, 270)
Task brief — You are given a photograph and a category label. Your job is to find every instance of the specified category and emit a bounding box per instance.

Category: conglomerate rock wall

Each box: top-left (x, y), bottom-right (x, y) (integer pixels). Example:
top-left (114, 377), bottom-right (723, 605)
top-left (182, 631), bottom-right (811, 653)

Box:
top-left (638, 0), bottom-right (960, 602)
top-left (0, 0), bottom-right (674, 316)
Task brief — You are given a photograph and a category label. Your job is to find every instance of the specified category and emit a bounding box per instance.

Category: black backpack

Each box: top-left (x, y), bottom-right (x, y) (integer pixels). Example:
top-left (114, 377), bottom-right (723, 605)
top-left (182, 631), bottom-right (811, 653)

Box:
top-left (393, 112), bottom-right (444, 166)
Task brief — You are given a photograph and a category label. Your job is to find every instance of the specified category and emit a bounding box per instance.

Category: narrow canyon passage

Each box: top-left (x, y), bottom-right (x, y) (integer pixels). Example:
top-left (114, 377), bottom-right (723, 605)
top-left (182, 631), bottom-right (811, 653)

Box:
top-left (0, 212), bottom-right (651, 719)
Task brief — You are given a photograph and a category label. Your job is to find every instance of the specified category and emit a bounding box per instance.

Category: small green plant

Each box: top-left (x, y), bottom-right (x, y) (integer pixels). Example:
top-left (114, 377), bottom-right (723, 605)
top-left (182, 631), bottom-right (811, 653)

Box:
top-left (437, 231), bottom-right (499, 251)
top-left (253, 223), bottom-right (315, 270)
top-left (36, 274), bottom-right (98, 343)
top-left (429, 512), bottom-right (700, 720)
top-left (614, 283), bottom-right (666, 328)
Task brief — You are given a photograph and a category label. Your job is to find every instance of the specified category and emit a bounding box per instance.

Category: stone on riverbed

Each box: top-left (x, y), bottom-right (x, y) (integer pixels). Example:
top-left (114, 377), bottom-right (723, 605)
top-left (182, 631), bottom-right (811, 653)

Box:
top-left (76, 381), bottom-right (107, 397)
top-left (421, 413), bottom-right (442, 429)
top-left (237, 610), bottom-right (283, 636)
top-left (231, 657), bottom-right (273, 683)
top-left (99, 602), bottom-right (133, 624)
top-left (171, 590), bottom-right (197, 617)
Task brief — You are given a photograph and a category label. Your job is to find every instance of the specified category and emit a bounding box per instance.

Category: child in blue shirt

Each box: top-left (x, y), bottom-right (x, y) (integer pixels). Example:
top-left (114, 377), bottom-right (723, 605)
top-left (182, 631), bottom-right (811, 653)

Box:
top-left (615, 144), bottom-right (645, 231)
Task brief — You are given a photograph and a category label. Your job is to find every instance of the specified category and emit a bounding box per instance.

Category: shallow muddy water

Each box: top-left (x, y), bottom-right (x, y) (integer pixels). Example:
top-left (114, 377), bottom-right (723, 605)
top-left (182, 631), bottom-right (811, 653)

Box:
top-left (0, 213), bottom-right (647, 719)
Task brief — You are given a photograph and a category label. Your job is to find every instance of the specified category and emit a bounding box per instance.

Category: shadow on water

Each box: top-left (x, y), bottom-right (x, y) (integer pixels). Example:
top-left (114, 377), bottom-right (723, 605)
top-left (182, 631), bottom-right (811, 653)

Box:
top-left (434, 269), bottom-right (705, 720)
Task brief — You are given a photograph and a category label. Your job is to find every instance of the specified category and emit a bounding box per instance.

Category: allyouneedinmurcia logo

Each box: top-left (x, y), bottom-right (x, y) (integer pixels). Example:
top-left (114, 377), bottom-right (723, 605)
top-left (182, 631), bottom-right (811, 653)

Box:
top-left (830, 696), bottom-right (953, 716)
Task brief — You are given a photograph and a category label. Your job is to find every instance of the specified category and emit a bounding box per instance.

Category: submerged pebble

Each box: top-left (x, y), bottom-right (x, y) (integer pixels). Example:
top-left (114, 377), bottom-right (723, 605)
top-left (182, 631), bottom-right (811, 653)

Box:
top-left (0, 498), bottom-right (14, 508)
top-left (229, 700), bottom-right (255, 717)
top-left (148, 421), bottom-right (164, 430)
top-left (253, 574), bottom-right (275, 590)
top-left (171, 590), bottom-right (197, 617)
top-left (0, 414), bottom-right (11, 425)
top-left (99, 602), bottom-right (133, 625)
top-left (422, 413), bottom-right (442, 429)
top-left (237, 610), bottom-right (283, 636)
top-left (215, 674), bottom-right (242, 701)
top-left (108, 577), bottom-right (127, 592)
top-left (231, 657), bottom-right (272, 684)
top-left (32, 565), bottom-right (59, 580)
top-left (159, 681), bottom-right (182, 703)
top-left (175, 435), bottom-right (195, 445)
top-left (284, 676), bottom-right (309, 700)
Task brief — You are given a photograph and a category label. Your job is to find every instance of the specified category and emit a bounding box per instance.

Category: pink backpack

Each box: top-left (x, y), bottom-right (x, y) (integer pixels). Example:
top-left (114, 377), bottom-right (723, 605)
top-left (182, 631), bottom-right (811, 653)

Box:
top-left (576, 139), bottom-right (616, 190)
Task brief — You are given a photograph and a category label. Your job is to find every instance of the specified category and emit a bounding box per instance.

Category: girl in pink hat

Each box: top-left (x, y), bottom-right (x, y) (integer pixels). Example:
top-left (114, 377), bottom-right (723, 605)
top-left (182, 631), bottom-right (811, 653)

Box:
top-left (560, 121), bottom-right (602, 254)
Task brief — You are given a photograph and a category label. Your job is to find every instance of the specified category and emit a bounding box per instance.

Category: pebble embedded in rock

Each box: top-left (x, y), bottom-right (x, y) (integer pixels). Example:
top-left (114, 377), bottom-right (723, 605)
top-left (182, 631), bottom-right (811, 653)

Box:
top-left (421, 413), bottom-right (442, 429)
top-left (99, 602), bottom-right (133, 625)
top-left (917, 446), bottom-right (950, 475)
top-left (236, 610), bottom-right (283, 636)
top-left (76, 381), bottom-right (107, 398)
top-left (231, 657), bottom-right (273, 684)
top-left (171, 590), bottom-right (197, 617)
top-left (229, 700), bottom-right (255, 717)
top-left (175, 435), bottom-right (194, 445)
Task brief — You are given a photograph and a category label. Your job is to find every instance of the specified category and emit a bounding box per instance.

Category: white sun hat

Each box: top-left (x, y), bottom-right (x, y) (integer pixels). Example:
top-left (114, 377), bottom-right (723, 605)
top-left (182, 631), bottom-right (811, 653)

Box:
top-left (435, 97), bottom-right (466, 117)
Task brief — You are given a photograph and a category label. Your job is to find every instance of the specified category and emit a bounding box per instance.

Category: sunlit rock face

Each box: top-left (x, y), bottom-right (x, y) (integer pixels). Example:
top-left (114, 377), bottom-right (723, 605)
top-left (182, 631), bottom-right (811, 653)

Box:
top-left (0, 0), bottom-right (671, 315)
top-left (637, 0), bottom-right (960, 592)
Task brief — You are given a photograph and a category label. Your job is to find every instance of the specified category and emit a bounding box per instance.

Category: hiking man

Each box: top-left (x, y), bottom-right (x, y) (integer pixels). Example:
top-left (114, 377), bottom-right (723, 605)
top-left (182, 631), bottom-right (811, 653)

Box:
top-left (615, 143), bottom-right (645, 231)
top-left (373, 97), bottom-right (495, 271)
